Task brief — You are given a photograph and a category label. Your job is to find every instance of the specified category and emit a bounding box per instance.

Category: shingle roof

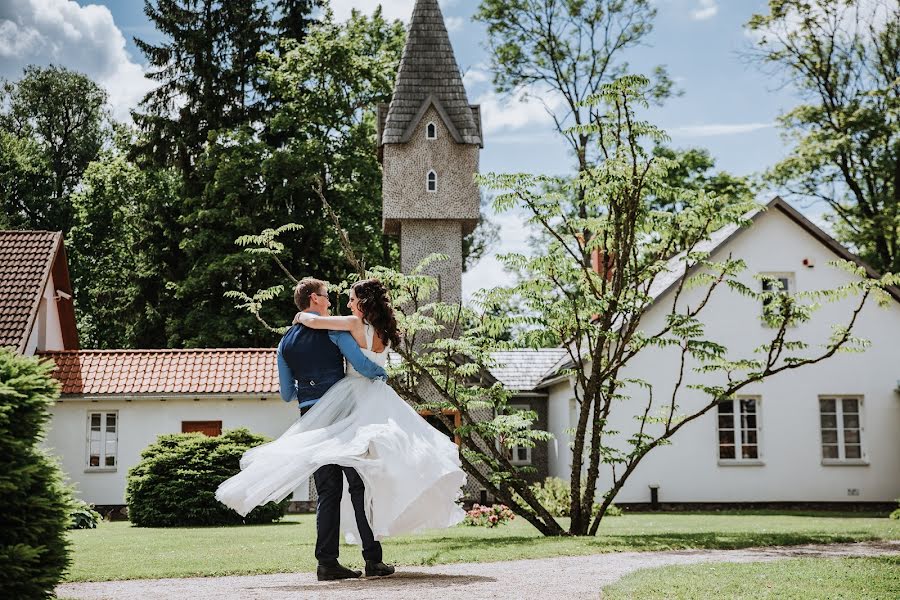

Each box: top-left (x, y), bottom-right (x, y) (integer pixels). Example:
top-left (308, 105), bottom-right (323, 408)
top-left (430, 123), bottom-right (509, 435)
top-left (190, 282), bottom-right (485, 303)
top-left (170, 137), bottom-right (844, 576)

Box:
top-left (488, 349), bottom-right (569, 391)
top-left (38, 349), bottom-right (280, 396)
top-left (0, 231), bottom-right (60, 352)
top-left (381, 0), bottom-right (482, 146)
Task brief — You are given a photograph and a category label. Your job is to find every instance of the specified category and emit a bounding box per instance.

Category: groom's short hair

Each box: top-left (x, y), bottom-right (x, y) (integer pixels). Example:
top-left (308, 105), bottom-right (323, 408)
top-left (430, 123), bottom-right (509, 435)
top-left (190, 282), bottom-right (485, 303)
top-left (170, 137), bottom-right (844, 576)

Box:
top-left (294, 278), bottom-right (327, 310)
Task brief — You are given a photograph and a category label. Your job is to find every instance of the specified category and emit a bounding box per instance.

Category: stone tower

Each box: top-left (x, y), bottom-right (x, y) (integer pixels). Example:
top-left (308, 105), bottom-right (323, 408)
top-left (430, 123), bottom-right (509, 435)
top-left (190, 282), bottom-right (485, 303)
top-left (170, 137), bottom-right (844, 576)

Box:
top-left (377, 0), bottom-right (483, 305)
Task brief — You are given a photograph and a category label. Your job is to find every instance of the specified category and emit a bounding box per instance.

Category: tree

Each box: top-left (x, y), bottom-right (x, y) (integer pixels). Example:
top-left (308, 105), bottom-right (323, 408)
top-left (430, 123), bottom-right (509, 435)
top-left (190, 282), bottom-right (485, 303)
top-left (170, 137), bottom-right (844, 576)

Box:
top-left (474, 0), bottom-right (674, 223)
top-left (650, 146), bottom-right (757, 212)
top-left (132, 0), bottom-right (273, 188)
top-left (175, 8), bottom-right (404, 346)
top-left (0, 65), bottom-right (109, 233)
top-left (0, 350), bottom-right (72, 598)
top-left (232, 76), bottom-right (894, 536)
top-left (747, 0), bottom-right (900, 273)
top-left (68, 130), bottom-right (183, 349)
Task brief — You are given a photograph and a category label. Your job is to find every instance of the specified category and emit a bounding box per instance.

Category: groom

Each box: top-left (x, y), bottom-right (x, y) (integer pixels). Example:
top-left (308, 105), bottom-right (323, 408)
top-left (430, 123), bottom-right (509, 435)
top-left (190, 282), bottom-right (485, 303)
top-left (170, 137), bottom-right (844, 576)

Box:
top-left (277, 277), bottom-right (395, 581)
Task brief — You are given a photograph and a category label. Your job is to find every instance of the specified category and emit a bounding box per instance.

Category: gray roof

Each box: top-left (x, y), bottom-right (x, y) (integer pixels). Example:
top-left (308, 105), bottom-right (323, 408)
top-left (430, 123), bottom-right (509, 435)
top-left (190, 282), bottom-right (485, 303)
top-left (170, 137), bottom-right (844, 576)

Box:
top-left (488, 349), bottom-right (569, 391)
top-left (381, 0), bottom-right (482, 146)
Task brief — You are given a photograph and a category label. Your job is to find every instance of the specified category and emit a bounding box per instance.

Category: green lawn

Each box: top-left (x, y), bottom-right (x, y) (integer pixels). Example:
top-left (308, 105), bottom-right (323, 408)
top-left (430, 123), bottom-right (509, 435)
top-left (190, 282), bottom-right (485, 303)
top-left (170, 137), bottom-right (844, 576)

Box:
top-left (602, 555), bottom-right (900, 599)
top-left (65, 511), bottom-right (899, 582)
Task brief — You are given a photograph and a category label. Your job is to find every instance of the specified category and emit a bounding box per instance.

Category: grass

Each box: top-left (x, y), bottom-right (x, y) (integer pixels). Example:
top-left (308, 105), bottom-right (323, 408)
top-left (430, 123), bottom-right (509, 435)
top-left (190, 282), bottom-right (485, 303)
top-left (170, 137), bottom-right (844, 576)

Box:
top-left (64, 510), bottom-right (899, 582)
top-left (602, 555), bottom-right (900, 599)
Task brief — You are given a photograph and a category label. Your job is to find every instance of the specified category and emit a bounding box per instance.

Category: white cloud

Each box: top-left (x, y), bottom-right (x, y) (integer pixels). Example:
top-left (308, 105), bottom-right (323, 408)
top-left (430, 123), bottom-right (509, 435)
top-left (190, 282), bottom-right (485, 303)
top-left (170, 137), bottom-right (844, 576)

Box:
top-left (744, 0), bottom-right (891, 42)
top-left (475, 86), bottom-right (564, 137)
top-left (690, 0), bottom-right (718, 21)
top-left (668, 122), bottom-right (774, 137)
top-left (0, 0), bottom-right (155, 122)
top-left (462, 65), bottom-right (490, 88)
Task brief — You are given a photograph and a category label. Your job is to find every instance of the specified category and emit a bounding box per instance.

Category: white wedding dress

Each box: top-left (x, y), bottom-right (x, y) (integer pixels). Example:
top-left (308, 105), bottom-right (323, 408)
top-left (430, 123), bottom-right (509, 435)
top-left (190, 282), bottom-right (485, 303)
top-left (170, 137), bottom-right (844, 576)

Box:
top-left (215, 323), bottom-right (466, 542)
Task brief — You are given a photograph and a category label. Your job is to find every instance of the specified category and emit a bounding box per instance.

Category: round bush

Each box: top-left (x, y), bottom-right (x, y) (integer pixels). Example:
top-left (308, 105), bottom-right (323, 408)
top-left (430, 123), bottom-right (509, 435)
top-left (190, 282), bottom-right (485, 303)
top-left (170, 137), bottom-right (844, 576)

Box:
top-left (528, 477), bottom-right (622, 518)
top-left (69, 499), bottom-right (101, 530)
top-left (0, 349), bottom-right (72, 599)
top-left (126, 428), bottom-right (288, 526)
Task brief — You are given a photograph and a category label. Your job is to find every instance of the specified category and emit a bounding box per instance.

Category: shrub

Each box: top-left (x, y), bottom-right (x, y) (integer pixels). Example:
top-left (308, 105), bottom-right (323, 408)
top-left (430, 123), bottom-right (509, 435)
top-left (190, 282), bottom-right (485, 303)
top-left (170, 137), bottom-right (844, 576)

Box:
top-left (528, 477), bottom-right (622, 518)
top-left (126, 428), bottom-right (289, 526)
top-left (463, 503), bottom-right (516, 528)
top-left (891, 499), bottom-right (899, 520)
top-left (69, 499), bottom-right (101, 530)
top-left (0, 349), bottom-right (72, 599)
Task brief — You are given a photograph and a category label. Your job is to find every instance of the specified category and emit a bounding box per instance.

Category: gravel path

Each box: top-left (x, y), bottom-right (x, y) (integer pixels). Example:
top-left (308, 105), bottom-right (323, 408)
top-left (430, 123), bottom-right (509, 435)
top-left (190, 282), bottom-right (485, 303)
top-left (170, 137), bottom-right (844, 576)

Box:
top-left (57, 541), bottom-right (899, 600)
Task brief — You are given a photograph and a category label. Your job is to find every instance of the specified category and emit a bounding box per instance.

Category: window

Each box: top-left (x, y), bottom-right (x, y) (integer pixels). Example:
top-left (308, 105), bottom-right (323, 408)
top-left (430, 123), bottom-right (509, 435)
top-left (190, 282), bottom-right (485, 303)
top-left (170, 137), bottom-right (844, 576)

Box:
top-left (760, 272), bottom-right (794, 309)
top-left (427, 170), bottom-right (437, 192)
top-left (87, 411), bottom-right (118, 469)
top-left (419, 409), bottom-right (461, 446)
top-left (426, 122), bottom-right (437, 139)
top-left (717, 397), bottom-right (761, 462)
top-left (503, 404), bottom-right (533, 465)
top-left (182, 421), bottom-right (222, 436)
top-left (819, 397), bottom-right (864, 462)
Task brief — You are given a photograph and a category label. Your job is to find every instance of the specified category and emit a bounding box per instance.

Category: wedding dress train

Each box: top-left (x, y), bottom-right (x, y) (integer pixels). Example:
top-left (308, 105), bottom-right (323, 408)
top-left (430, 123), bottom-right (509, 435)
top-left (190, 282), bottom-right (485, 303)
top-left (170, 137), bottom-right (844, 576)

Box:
top-left (215, 324), bottom-right (466, 542)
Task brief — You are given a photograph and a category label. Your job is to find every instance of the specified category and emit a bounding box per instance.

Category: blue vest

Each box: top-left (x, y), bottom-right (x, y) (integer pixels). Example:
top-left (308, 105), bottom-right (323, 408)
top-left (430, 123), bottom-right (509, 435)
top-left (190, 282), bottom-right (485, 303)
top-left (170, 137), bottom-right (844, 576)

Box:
top-left (280, 325), bottom-right (345, 405)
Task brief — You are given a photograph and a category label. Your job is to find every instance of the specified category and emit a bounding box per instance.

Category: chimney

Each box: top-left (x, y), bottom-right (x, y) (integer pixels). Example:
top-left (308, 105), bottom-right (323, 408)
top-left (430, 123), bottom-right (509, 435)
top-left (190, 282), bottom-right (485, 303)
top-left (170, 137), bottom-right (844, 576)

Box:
top-left (590, 247), bottom-right (616, 282)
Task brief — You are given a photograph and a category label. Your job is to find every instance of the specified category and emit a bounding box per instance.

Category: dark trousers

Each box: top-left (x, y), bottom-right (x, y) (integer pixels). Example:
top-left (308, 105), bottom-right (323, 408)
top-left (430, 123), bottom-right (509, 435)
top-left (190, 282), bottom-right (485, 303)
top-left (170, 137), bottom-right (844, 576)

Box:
top-left (313, 464), bottom-right (382, 565)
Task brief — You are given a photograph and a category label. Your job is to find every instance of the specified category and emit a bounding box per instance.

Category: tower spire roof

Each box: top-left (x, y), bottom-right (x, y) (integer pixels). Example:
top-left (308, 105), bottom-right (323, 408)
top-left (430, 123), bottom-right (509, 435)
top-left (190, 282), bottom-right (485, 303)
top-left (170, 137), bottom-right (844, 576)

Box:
top-left (381, 0), bottom-right (482, 146)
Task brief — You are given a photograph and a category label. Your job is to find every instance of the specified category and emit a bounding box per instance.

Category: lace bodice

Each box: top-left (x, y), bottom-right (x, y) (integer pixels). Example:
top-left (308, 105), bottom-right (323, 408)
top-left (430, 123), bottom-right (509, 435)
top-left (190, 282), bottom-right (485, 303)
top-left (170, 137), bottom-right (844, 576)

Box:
top-left (346, 322), bottom-right (388, 378)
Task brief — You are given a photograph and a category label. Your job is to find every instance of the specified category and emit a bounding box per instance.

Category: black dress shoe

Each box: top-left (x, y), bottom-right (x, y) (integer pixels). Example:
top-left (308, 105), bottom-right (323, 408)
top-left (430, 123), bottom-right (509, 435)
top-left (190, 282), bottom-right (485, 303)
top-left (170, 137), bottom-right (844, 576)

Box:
top-left (364, 560), bottom-right (395, 577)
top-left (317, 562), bottom-right (362, 581)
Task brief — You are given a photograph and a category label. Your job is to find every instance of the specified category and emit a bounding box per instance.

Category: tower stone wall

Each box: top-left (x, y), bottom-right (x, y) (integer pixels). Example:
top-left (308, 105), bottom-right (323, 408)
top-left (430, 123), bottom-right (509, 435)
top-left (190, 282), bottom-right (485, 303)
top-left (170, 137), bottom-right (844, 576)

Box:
top-left (378, 0), bottom-right (482, 306)
top-left (382, 106), bottom-right (480, 234)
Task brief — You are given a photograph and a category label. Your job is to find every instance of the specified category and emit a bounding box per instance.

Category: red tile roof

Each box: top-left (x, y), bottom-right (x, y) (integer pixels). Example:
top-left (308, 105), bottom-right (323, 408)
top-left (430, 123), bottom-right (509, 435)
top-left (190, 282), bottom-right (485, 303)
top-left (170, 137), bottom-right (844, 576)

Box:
top-left (37, 349), bottom-right (279, 396)
top-left (0, 231), bottom-right (64, 352)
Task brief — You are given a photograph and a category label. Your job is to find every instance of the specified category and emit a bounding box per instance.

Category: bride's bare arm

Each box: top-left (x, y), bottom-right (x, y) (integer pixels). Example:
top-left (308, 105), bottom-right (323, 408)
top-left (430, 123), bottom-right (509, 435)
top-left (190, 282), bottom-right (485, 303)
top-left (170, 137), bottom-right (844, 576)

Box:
top-left (293, 312), bottom-right (361, 332)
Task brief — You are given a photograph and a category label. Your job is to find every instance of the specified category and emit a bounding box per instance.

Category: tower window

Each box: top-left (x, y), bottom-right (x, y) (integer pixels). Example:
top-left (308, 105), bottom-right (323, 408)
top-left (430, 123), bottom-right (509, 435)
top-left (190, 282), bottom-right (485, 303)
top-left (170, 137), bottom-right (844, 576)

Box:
top-left (426, 122), bottom-right (437, 139)
top-left (427, 170), bottom-right (437, 192)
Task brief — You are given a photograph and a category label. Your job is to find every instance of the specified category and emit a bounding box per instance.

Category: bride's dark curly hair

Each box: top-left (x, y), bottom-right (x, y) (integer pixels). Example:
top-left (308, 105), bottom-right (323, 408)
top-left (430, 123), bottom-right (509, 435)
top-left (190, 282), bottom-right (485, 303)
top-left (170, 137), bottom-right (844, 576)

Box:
top-left (352, 278), bottom-right (401, 348)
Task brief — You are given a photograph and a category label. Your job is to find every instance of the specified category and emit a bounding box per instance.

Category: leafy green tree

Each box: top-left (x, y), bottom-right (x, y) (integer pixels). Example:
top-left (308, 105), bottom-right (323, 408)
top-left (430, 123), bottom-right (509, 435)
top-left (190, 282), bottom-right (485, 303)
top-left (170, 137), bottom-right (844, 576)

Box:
top-left (132, 0), bottom-right (273, 188)
top-left (175, 8), bottom-right (404, 346)
top-left (747, 0), bottom-right (900, 273)
top-left (0, 65), bottom-right (109, 233)
top-left (233, 76), bottom-right (893, 536)
top-left (650, 146), bottom-right (757, 212)
top-left (0, 350), bottom-right (72, 598)
top-left (0, 130), bottom-right (54, 229)
top-left (68, 132), bottom-right (183, 348)
top-left (475, 0), bottom-right (674, 222)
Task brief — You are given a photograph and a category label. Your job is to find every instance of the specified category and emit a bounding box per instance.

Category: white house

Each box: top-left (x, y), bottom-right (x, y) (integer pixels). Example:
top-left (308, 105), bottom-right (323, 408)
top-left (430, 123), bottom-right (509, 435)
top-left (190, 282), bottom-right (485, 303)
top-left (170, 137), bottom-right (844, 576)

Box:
top-left (533, 198), bottom-right (900, 505)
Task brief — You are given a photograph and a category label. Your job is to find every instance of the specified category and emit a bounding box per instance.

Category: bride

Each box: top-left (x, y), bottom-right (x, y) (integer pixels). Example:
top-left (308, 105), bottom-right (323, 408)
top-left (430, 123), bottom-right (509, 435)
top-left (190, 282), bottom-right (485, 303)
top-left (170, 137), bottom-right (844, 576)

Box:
top-left (216, 278), bottom-right (466, 543)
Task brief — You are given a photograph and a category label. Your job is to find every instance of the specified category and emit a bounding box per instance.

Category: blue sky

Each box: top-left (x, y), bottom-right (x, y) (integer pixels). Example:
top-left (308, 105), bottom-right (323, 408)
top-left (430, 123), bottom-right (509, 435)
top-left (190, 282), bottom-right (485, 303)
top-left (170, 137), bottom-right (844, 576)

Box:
top-left (0, 0), bottom-right (806, 297)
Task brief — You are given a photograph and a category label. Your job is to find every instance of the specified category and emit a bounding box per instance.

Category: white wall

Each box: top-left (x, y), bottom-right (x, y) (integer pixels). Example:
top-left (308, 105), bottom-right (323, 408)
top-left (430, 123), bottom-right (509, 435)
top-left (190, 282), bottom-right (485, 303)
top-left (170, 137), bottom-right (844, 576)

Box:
top-left (23, 273), bottom-right (66, 356)
top-left (45, 397), bottom-right (308, 505)
top-left (546, 208), bottom-right (900, 503)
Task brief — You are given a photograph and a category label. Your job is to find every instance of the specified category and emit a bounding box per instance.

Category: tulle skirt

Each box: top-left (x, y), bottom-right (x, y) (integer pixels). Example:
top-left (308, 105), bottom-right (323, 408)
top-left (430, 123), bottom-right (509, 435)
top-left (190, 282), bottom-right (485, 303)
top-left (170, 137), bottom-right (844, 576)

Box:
top-left (215, 376), bottom-right (467, 542)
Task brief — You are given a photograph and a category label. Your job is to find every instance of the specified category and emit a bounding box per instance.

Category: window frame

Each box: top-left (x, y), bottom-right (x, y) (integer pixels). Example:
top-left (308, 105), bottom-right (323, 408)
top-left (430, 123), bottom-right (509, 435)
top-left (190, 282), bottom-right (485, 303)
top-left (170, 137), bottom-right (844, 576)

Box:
top-left (426, 170), bottom-right (437, 193)
top-left (818, 395), bottom-right (868, 466)
top-left (759, 271), bottom-right (796, 325)
top-left (426, 121), bottom-right (437, 140)
top-left (85, 410), bottom-right (119, 472)
top-left (716, 396), bottom-right (764, 466)
top-left (505, 403), bottom-right (534, 466)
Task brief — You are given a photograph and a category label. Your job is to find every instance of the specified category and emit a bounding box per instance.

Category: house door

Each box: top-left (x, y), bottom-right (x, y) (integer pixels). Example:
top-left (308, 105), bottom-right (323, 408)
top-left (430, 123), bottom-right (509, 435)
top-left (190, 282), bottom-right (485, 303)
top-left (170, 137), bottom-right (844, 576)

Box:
top-left (182, 421), bottom-right (222, 436)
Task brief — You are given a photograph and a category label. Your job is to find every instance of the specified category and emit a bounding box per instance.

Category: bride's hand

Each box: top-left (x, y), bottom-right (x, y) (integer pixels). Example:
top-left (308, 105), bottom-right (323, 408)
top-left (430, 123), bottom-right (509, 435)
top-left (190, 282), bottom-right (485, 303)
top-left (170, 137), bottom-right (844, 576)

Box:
top-left (293, 311), bottom-right (311, 326)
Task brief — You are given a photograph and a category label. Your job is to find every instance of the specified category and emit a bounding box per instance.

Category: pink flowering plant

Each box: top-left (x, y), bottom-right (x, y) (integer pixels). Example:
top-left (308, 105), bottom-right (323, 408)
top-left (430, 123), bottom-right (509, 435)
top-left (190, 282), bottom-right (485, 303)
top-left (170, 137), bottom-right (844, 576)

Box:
top-left (463, 503), bottom-right (516, 528)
